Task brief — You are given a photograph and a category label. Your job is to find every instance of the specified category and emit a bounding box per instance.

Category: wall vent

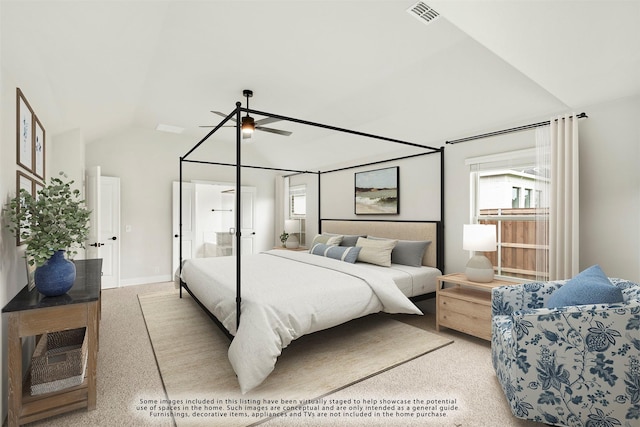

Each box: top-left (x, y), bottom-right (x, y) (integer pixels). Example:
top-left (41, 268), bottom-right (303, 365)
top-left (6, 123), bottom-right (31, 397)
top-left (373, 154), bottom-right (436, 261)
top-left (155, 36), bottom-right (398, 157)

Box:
top-left (407, 2), bottom-right (440, 25)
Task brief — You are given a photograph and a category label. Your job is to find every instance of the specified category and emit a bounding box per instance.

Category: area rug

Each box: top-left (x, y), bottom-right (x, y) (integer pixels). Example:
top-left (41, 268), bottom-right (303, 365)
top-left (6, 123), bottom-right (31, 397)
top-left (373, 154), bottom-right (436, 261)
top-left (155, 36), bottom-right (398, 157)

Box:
top-left (138, 290), bottom-right (452, 426)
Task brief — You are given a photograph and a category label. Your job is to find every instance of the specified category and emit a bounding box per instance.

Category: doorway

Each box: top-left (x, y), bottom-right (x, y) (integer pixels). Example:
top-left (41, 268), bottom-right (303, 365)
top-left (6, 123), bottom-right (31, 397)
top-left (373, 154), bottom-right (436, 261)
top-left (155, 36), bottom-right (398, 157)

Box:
top-left (172, 181), bottom-right (256, 275)
top-left (85, 166), bottom-right (121, 289)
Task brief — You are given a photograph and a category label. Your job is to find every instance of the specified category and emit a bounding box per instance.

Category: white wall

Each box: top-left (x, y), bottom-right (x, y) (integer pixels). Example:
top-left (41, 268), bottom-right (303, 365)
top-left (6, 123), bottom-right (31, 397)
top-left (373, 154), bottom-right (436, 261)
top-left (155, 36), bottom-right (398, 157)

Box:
top-left (319, 154), bottom-right (442, 221)
top-left (579, 95), bottom-right (640, 281)
top-left (50, 128), bottom-right (85, 189)
top-left (85, 128), bottom-right (277, 285)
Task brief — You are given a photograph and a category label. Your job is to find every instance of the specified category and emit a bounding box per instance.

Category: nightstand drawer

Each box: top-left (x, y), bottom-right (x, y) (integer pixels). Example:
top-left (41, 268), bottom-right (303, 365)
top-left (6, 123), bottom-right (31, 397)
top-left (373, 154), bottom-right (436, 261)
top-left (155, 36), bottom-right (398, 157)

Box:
top-left (435, 273), bottom-right (518, 340)
top-left (439, 294), bottom-right (492, 320)
top-left (438, 296), bottom-right (491, 340)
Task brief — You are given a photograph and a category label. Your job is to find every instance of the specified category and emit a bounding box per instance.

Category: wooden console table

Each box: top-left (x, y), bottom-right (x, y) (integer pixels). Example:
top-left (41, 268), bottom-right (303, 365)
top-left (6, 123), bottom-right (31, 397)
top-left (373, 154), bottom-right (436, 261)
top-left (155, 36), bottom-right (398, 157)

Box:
top-left (2, 259), bottom-right (102, 426)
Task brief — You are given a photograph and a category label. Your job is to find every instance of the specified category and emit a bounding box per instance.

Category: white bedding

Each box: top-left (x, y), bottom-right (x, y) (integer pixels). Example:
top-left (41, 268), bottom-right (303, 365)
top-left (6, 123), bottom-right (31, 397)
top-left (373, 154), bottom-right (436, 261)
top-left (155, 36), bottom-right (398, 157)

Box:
top-left (361, 263), bottom-right (440, 297)
top-left (180, 249), bottom-right (423, 393)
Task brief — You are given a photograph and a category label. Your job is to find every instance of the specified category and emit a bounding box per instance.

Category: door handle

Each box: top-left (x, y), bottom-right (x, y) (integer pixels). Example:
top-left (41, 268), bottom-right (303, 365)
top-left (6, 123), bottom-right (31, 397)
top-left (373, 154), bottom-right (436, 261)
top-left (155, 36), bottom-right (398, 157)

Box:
top-left (111, 236), bottom-right (117, 241)
top-left (90, 242), bottom-right (103, 247)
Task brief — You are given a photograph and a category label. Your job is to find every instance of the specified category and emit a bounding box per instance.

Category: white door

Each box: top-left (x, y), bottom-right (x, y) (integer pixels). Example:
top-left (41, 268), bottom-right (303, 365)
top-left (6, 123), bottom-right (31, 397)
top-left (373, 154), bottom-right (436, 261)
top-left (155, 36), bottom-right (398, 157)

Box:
top-left (172, 182), bottom-right (196, 275)
top-left (99, 177), bottom-right (120, 289)
top-left (85, 166), bottom-right (101, 260)
top-left (239, 187), bottom-right (256, 255)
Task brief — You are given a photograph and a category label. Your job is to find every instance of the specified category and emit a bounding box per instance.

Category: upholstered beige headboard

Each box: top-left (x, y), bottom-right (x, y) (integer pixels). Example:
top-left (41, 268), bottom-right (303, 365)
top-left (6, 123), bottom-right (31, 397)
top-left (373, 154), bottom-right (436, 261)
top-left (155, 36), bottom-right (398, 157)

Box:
top-left (321, 220), bottom-right (441, 269)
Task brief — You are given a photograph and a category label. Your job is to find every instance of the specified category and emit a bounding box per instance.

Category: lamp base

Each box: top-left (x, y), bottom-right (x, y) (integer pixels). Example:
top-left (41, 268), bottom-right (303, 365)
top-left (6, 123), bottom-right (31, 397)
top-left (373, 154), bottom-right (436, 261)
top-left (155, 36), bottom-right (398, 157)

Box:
top-left (285, 235), bottom-right (299, 249)
top-left (465, 255), bottom-right (494, 283)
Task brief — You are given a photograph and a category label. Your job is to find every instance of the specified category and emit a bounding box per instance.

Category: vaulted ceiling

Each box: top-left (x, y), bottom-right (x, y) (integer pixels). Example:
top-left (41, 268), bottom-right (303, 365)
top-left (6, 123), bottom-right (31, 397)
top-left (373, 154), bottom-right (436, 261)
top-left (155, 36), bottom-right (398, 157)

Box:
top-left (2, 1), bottom-right (639, 170)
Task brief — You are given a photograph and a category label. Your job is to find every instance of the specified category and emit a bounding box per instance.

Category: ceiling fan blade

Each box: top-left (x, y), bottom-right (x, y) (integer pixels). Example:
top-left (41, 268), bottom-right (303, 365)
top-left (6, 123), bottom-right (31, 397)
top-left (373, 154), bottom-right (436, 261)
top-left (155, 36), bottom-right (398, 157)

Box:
top-left (254, 116), bottom-right (283, 126)
top-left (256, 126), bottom-right (292, 136)
top-left (211, 111), bottom-right (237, 122)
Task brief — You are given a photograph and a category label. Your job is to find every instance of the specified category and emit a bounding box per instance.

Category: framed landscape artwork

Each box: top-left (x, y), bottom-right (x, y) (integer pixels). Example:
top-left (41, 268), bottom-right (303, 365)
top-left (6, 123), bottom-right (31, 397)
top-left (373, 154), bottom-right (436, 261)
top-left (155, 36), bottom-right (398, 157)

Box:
top-left (354, 166), bottom-right (399, 215)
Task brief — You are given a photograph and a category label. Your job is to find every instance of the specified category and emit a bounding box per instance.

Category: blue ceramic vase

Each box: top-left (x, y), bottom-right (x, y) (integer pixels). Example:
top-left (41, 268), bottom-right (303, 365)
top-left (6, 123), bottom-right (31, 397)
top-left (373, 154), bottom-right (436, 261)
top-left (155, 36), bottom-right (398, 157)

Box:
top-left (34, 250), bottom-right (76, 297)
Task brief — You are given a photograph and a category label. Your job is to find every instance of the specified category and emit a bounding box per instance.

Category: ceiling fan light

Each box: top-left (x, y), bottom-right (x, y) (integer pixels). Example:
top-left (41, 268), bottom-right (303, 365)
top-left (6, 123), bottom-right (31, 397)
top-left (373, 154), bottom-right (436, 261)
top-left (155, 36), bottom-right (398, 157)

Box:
top-left (241, 116), bottom-right (255, 135)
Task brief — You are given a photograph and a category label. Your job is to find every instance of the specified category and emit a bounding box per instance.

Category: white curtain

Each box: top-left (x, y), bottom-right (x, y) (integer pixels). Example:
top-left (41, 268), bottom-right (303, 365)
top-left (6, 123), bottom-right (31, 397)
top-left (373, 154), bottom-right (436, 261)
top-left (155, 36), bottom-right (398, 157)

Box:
top-left (536, 114), bottom-right (580, 280)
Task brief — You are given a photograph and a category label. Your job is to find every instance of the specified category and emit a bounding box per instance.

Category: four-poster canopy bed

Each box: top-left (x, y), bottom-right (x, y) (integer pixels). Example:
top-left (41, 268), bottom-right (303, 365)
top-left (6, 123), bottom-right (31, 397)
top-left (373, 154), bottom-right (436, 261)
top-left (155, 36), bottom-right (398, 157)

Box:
top-left (178, 99), bottom-right (445, 393)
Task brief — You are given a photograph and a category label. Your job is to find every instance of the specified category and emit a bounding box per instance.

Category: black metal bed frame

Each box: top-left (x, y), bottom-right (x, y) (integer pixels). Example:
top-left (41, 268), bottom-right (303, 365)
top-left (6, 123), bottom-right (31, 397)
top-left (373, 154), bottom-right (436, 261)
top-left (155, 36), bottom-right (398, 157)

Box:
top-left (178, 102), bottom-right (445, 337)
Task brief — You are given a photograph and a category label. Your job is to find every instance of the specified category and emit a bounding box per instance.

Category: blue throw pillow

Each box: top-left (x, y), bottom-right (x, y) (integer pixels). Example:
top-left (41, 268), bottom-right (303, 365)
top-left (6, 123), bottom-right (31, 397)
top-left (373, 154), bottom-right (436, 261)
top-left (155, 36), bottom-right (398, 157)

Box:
top-left (546, 265), bottom-right (624, 308)
top-left (310, 243), bottom-right (361, 263)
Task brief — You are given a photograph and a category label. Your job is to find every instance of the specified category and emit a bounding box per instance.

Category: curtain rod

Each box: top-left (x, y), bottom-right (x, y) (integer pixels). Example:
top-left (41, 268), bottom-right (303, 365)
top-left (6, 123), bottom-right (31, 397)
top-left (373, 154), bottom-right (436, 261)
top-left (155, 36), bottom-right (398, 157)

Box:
top-left (445, 112), bottom-right (588, 145)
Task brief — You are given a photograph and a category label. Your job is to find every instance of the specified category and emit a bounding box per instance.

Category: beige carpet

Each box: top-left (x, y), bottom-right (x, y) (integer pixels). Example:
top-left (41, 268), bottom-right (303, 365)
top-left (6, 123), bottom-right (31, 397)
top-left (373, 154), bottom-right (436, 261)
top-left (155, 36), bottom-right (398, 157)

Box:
top-left (138, 290), bottom-right (453, 426)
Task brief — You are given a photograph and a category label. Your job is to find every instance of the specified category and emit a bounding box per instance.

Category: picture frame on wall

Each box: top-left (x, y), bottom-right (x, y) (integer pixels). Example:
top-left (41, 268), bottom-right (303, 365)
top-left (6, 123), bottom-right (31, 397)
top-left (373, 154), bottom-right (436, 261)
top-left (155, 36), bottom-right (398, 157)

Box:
top-left (16, 88), bottom-right (34, 173)
top-left (354, 166), bottom-right (399, 215)
top-left (34, 180), bottom-right (44, 197)
top-left (33, 116), bottom-right (46, 180)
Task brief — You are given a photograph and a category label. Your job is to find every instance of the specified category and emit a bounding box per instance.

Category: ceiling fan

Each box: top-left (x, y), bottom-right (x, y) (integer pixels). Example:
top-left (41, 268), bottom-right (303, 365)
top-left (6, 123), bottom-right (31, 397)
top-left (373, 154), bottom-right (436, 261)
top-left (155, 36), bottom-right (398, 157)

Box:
top-left (202, 89), bottom-right (292, 139)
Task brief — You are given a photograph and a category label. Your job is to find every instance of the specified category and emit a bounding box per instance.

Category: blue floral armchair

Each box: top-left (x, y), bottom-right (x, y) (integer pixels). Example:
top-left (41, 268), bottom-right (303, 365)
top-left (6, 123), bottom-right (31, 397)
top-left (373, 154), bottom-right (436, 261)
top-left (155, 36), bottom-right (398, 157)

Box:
top-left (491, 278), bottom-right (640, 426)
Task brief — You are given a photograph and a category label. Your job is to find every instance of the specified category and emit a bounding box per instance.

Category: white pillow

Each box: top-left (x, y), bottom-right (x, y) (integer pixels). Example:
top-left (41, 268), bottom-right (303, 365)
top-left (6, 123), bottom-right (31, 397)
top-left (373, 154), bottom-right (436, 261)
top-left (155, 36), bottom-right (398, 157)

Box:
top-left (309, 234), bottom-right (343, 249)
top-left (355, 237), bottom-right (397, 267)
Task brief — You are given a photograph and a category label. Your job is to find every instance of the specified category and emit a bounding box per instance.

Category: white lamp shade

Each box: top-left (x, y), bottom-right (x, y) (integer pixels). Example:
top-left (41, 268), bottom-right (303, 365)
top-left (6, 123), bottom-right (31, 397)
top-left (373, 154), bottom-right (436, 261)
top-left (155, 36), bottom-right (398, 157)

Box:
top-left (463, 224), bottom-right (497, 252)
top-left (284, 219), bottom-right (299, 234)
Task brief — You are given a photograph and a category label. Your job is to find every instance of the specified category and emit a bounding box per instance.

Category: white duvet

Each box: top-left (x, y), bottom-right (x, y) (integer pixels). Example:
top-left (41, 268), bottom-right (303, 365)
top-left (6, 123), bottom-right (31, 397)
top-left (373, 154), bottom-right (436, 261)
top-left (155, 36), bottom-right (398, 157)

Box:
top-left (180, 250), bottom-right (422, 393)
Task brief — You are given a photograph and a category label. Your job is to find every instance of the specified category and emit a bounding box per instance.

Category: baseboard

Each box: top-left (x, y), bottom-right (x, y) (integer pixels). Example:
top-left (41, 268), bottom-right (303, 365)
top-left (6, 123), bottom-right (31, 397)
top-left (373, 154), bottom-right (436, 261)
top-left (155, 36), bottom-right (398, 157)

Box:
top-left (119, 274), bottom-right (173, 287)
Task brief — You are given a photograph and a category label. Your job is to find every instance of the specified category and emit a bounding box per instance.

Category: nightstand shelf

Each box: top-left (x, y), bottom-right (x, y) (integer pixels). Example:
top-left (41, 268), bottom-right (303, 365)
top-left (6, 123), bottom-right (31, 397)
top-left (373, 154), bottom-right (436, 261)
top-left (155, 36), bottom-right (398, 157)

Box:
top-left (436, 273), bottom-right (517, 340)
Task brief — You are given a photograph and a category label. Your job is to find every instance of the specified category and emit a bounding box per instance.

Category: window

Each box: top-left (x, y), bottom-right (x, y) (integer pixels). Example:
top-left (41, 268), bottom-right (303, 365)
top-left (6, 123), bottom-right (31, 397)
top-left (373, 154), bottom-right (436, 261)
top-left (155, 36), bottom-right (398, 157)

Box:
top-left (289, 185), bottom-right (306, 218)
top-left (524, 189), bottom-right (532, 208)
top-left (289, 185), bottom-right (306, 245)
top-left (467, 149), bottom-right (549, 281)
top-left (511, 187), bottom-right (520, 208)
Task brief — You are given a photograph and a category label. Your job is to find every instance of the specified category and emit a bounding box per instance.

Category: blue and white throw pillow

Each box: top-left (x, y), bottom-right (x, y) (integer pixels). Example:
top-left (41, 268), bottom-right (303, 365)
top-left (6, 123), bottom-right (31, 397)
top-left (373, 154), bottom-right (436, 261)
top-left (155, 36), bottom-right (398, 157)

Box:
top-left (310, 243), bottom-right (361, 263)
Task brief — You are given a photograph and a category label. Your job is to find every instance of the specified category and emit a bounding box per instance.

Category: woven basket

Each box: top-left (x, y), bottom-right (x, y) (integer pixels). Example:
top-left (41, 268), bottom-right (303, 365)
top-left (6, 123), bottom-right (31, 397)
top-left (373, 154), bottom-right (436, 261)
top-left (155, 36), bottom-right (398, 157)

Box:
top-left (30, 327), bottom-right (88, 395)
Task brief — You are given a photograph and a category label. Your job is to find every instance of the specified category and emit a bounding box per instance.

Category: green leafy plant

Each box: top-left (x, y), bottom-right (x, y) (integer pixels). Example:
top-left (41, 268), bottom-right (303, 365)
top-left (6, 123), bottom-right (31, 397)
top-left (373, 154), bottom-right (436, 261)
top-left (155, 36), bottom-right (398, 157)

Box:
top-left (3, 172), bottom-right (91, 266)
top-left (279, 231), bottom-right (289, 247)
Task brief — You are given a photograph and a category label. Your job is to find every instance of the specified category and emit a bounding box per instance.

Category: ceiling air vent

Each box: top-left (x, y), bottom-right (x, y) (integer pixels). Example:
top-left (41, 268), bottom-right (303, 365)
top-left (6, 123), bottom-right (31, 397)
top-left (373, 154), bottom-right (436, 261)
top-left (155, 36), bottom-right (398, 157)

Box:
top-left (407, 2), bottom-right (440, 25)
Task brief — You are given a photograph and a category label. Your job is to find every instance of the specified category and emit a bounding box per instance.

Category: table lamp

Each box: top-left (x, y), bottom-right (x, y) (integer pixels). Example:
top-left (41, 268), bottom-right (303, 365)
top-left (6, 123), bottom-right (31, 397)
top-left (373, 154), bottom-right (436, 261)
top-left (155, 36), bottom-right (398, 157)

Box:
top-left (284, 219), bottom-right (300, 248)
top-left (463, 224), bottom-right (497, 282)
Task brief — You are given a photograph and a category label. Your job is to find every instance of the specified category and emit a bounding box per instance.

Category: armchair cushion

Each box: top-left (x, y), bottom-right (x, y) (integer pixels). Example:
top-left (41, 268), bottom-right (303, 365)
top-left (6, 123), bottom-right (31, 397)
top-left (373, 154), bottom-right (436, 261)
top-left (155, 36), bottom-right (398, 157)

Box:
top-left (546, 264), bottom-right (624, 308)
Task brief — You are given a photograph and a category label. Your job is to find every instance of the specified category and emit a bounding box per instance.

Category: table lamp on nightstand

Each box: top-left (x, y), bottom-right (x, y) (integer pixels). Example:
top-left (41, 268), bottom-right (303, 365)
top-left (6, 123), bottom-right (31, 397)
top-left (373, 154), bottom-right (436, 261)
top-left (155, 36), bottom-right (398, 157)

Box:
top-left (463, 224), bottom-right (497, 283)
top-left (284, 219), bottom-right (300, 249)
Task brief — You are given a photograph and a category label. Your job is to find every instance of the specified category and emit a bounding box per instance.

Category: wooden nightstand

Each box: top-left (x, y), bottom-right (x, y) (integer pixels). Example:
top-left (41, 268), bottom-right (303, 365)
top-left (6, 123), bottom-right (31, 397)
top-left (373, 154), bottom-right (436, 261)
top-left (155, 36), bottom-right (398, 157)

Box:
top-left (436, 273), bottom-right (517, 340)
top-left (272, 246), bottom-right (308, 251)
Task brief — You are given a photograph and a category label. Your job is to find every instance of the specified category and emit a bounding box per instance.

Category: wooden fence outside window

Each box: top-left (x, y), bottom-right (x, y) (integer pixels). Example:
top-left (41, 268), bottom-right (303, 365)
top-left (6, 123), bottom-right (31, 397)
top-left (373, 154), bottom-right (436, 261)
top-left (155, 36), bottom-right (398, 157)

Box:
top-left (478, 208), bottom-right (549, 281)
